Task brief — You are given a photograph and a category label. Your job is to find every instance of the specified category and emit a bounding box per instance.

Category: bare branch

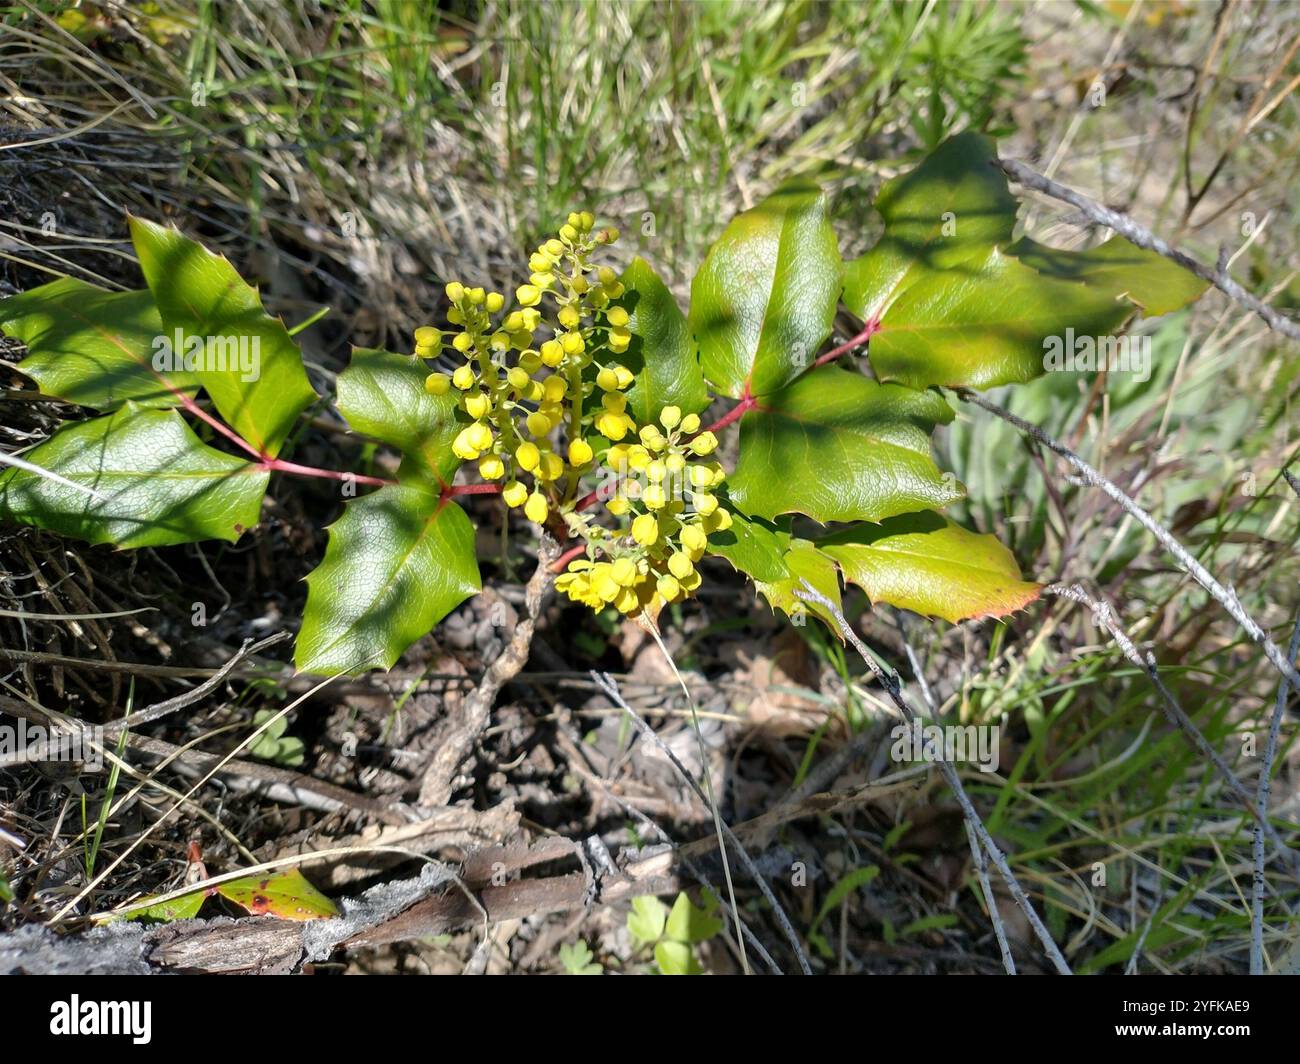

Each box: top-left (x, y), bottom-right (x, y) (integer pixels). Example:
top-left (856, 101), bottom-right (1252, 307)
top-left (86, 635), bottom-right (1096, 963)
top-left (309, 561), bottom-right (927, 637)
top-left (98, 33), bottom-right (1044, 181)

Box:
top-left (997, 155), bottom-right (1300, 342)
top-left (958, 388), bottom-right (1300, 693)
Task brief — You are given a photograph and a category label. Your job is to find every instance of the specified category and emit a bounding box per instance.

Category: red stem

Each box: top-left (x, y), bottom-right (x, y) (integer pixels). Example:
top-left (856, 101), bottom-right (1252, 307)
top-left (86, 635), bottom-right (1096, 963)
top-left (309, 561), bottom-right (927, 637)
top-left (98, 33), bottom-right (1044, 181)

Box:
top-left (550, 543), bottom-right (588, 573)
top-left (262, 457), bottom-right (393, 488)
top-left (175, 389), bottom-right (264, 460)
top-left (813, 318), bottom-right (879, 369)
top-left (443, 482), bottom-right (502, 498)
top-left (702, 391), bottom-right (756, 435)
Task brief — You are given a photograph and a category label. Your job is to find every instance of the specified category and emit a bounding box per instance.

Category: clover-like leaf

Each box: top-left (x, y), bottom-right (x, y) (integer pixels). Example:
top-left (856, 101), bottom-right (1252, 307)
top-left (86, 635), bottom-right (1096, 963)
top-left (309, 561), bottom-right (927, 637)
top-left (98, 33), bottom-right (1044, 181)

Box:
top-left (0, 277), bottom-right (198, 410)
top-left (728, 366), bottom-right (964, 524)
top-left (295, 485), bottom-right (481, 675)
top-left (627, 895), bottom-right (669, 947)
top-left (618, 257), bottom-right (709, 423)
top-left (665, 891), bottom-right (724, 945)
top-left (130, 216), bottom-right (318, 457)
top-left (0, 404), bottom-right (268, 548)
top-left (690, 181), bottom-right (841, 398)
top-left (820, 511), bottom-right (1041, 623)
top-left (654, 939), bottom-right (702, 975)
top-left (335, 347), bottom-right (462, 488)
top-left (844, 132), bottom-right (1206, 390)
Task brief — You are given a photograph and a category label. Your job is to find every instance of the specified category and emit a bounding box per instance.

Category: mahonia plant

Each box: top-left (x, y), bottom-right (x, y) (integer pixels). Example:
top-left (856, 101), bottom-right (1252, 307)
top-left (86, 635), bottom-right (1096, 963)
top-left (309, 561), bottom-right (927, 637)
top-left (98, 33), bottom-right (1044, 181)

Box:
top-left (0, 135), bottom-right (1206, 675)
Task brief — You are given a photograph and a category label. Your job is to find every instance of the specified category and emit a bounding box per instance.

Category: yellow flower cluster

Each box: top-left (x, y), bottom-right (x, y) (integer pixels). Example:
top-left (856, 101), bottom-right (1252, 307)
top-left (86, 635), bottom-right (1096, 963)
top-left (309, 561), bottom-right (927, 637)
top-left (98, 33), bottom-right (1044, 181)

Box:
top-left (413, 208), bottom-right (734, 618)
top-left (417, 211), bottom-right (622, 526)
top-left (555, 388), bottom-right (732, 616)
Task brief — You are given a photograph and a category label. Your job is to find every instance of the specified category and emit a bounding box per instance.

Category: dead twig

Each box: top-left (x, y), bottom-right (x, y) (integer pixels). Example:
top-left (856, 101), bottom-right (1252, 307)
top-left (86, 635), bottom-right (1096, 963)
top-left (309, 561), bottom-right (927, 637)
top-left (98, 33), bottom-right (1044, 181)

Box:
top-left (794, 580), bottom-right (1073, 975)
top-left (997, 155), bottom-right (1300, 341)
top-left (958, 388), bottom-right (1300, 693)
top-left (417, 536), bottom-right (559, 807)
top-left (592, 670), bottom-right (812, 975)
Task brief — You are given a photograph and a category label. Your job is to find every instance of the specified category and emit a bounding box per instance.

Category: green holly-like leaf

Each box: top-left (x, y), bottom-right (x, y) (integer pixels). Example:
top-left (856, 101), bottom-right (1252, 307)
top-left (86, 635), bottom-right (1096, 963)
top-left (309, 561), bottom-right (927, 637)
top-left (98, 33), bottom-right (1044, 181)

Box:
top-left (618, 257), bottom-right (709, 424)
top-left (295, 485), bottom-right (481, 675)
top-left (1007, 235), bottom-right (1208, 315)
top-left (335, 347), bottom-right (462, 488)
top-left (844, 132), bottom-right (1206, 390)
top-left (116, 890), bottom-right (206, 924)
top-left (0, 404), bottom-right (268, 548)
top-left (727, 366), bottom-right (964, 524)
top-left (216, 867), bottom-right (337, 920)
top-left (706, 510), bottom-right (792, 584)
top-left (753, 538), bottom-right (843, 630)
top-left (690, 181), bottom-right (842, 398)
top-left (845, 133), bottom-right (1017, 329)
top-left (129, 216), bottom-right (318, 457)
top-left (0, 277), bottom-right (198, 410)
top-left (820, 511), bottom-right (1041, 623)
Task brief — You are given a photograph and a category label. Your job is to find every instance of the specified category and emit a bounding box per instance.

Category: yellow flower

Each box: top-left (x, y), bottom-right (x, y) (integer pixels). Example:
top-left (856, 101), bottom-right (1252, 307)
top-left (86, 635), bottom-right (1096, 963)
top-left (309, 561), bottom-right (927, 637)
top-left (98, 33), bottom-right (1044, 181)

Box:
top-left (568, 439), bottom-right (593, 466)
top-left (445, 281), bottom-right (465, 303)
top-left (644, 484), bottom-right (667, 510)
top-left (611, 557), bottom-right (638, 587)
top-left (537, 451), bottom-right (565, 482)
top-left (515, 442), bottom-right (541, 472)
top-left (607, 495), bottom-right (630, 516)
top-left (680, 413), bottom-right (701, 435)
top-left (595, 411), bottom-right (629, 441)
top-left (502, 480), bottom-right (528, 508)
top-left (507, 367), bottom-right (531, 392)
top-left (558, 305), bottom-right (580, 329)
top-left (659, 405), bottom-right (681, 430)
top-left (607, 306), bottom-right (630, 328)
top-left (478, 455), bottom-right (505, 480)
top-left (452, 331), bottom-right (473, 353)
top-left (464, 392), bottom-right (491, 420)
top-left (689, 431), bottom-right (718, 456)
top-left (452, 426), bottom-right (483, 460)
top-left (540, 339), bottom-right (564, 367)
top-left (516, 284), bottom-right (542, 307)
top-left (543, 376), bottom-right (568, 403)
top-left (668, 552), bottom-right (694, 581)
top-left (561, 332), bottom-right (585, 355)
top-left (680, 523), bottom-right (707, 553)
top-left (425, 372), bottom-right (451, 396)
top-left (596, 367), bottom-right (619, 392)
top-left (524, 492), bottom-right (549, 524)
top-left (485, 292), bottom-right (505, 313)
top-left (692, 492), bottom-right (718, 516)
top-left (631, 513), bottom-right (658, 546)
top-left (657, 574), bottom-right (682, 601)
top-left (526, 411), bottom-right (553, 438)
top-left (608, 327), bottom-right (631, 353)
top-left (519, 350), bottom-right (543, 374)
top-left (614, 366), bottom-right (634, 388)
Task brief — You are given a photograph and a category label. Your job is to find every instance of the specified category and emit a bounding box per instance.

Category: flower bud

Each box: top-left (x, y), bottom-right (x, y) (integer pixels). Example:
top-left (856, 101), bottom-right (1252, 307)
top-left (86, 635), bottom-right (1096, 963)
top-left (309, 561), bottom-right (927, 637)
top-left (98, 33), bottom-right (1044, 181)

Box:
top-left (502, 480), bottom-right (528, 507)
top-left (425, 372), bottom-right (451, 396)
top-left (568, 439), bottom-right (593, 466)
top-left (515, 441), bottom-right (541, 472)
top-left (524, 492), bottom-right (549, 524)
